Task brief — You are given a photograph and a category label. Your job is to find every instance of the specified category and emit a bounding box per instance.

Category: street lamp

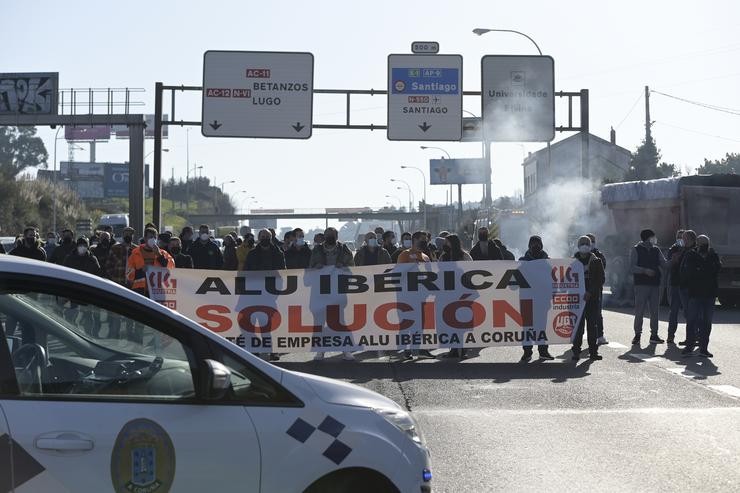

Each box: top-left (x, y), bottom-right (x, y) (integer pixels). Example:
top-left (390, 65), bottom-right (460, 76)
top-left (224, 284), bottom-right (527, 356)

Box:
top-left (145, 148), bottom-right (169, 159)
top-left (472, 28), bottom-right (543, 55)
top-left (219, 180), bottom-right (235, 192)
top-left (419, 146), bottom-right (451, 159)
top-left (390, 178), bottom-right (414, 212)
top-left (384, 194), bottom-right (403, 209)
top-left (401, 165), bottom-right (427, 229)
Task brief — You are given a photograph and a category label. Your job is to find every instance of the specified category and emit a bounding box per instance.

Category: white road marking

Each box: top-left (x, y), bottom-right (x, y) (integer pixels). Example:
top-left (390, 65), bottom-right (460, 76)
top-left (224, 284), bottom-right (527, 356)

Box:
top-left (708, 385), bottom-right (740, 398)
top-left (606, 342), bottom-right (628, 349)
top-left (629, 353), bottom-right (663, 363)
top-left (413, 407), bottom-right (740, 417)
top-left (667, 367), bottom-right (702, 379)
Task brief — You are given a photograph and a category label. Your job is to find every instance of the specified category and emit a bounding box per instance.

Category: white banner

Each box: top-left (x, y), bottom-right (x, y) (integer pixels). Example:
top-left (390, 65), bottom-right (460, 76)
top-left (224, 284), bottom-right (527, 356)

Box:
top-left (147, 260), bottom-right (585, 353)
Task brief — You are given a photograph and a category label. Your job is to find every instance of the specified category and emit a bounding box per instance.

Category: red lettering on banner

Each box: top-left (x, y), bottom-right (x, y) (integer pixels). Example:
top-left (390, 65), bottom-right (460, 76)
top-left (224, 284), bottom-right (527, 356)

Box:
top-left (206, 88), bottom-right (231, 97)
top-left (196, 305), bottom-right (232, 332)
top-left (287, 305), bottom-right (321, 332)
top-left (442, 299), bottom-right (486, 329)
top-left (492, 299), bottom-right (533, 328)
top-left (326, 304), bottom-right (366, 332)
top-left (246, 68), bottom-right (271, 78)
top-left (237, 306), bottom-right (282, 333)
top-left (373, 303), bottom-right (414, 331)
top-left (422, 302), bottom-right (436, 330)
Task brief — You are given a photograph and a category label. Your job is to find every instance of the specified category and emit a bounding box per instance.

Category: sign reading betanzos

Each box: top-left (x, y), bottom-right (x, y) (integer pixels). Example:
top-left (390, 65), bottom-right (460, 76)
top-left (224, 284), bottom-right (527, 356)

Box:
top-left (147, 260), bottom-right (585, 353)
top-left (481, 55), bottom-right (555, 142)
top-left (0, 72), bottom-right (58, 115)
top-left (201, 51), bottom-right (313, 139)
top-left (387, 54), bottom-right (463, 141)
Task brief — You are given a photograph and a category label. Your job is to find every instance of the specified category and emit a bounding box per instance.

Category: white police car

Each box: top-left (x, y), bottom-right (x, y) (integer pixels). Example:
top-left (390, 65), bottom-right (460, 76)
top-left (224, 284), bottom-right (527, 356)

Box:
top-left (0, 256), bottom-right (432, 492)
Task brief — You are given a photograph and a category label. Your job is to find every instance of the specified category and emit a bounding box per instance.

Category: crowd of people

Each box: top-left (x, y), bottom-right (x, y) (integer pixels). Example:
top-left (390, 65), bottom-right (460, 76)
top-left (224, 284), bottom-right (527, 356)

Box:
top-left (3, 222), bottom-right (721, 361)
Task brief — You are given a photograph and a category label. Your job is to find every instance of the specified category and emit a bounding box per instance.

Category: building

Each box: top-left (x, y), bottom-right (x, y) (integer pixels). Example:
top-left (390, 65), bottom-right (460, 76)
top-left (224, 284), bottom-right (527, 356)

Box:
top-left (522, 131), bottom-right (632, 199)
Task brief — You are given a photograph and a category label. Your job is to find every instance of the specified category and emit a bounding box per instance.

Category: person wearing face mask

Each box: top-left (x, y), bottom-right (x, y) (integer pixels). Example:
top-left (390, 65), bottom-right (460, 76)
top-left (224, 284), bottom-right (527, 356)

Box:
top-left (677, 230), bottom-right (698, 346)
top-left (630, 228), bottom-right (668, 345)
top-left (106, 227), bottom-right (137, 287)
top-left (126, 227), bottom-right (175, 296)
top-left (438, 234), bottom-right (473, 359)
top-left (246, 229), bottom-right (287, 271)
top-left (285, 229), bottom-right (312, 269)
top-left (63, 237), bottom-right (101, 275)
top-left (157, 232), bottom-right (172, 253)
top-left (9, 227), bottom-right (47, 261)
top-left (91, 231), bottom-right (114, 278)
top-left (572, 236), bottom-right (606, 361)
top-left (168, 237), bottom-right (194, 268)
top-left (43, 231), bottom-right (57, 258)
top-left (666, 229), bottom-right (688, 343)
top-left (518, 235), bottom-right (555, 361)
top-left (680, 234), bottom-right (721, 358)
top-left (354, 231), bottom-right (392, 266)
top-left (397, 231), bottom-right (431, 264)
top-left (391, 232), bottom-right (412, 263)
top-left (179, 226), bottom-right (195, 256)
top-left (222, 234), bottom-right (239, 271)
top-left (470, 227), bottom-right (504, 261)
top-left (237, 232), bottom-right (255, 270)
top-left (190, 224), bottom-right (224, 270)
top-left (50, 228), bottom-right (76, 264)
top-left (381, 231), bottom-right (398, 258)
top-left (309, 227), bottom-right (354, 269)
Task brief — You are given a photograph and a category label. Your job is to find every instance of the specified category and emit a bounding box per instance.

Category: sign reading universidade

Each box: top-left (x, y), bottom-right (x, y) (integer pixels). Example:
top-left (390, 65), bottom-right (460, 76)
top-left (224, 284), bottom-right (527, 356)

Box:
top-left (147, 260), bottom-right (585, 353)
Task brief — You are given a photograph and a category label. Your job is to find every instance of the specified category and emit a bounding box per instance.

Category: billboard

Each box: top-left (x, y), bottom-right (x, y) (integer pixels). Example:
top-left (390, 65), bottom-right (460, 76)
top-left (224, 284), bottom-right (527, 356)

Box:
top-left (430, 158), bottom-right (488, 185)
top-left (59, 162), bottom-right (149, 199)
top-left (104, 163), bottom-right (131, 198)
top-left (65, 125), bottom-right (111, 141)
top-left (0, 72), bottom-right (58, 115)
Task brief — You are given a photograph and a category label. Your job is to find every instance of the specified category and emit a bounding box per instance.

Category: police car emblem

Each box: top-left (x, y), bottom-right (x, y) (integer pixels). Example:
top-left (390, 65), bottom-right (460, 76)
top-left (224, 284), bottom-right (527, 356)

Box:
top-left (111, 418), bottom-right (175, 493)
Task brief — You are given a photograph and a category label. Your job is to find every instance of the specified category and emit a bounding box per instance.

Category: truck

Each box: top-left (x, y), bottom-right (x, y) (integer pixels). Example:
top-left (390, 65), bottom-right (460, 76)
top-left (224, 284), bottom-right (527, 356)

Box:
top-left (601, 174), bottom-right (740, 307)
top-left (96, 213), bottom-right (129, 241)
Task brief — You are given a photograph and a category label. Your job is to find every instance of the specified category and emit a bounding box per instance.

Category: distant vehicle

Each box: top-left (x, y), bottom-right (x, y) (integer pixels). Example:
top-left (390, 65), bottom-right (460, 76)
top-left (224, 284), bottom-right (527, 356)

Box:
top-left (0, 237), bottom-right (17, 254)
top-left (97, 213), bottom-right (129, 240)
top-left (216, 226), bottom-right (238, 238)
top-left (602, 174), bottom-right (740, 307)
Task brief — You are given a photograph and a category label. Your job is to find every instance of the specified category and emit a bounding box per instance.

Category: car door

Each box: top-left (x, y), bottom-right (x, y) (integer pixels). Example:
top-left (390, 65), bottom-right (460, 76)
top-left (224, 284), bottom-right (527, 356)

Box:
top-left (0, 274), bottom-right (261, 493)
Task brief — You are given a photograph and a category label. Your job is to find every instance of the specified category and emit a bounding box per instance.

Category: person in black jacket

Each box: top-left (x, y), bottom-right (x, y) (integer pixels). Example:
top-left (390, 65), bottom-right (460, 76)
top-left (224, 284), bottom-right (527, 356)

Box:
top-left (246, 229), bottom-right (286, 271)
top-left (630, 228), bottom-right (667, 345)
top-left (91, 232), bottom-right (114, 278)
top-left (169, 237), bottom-right (194, 268)
top-left (470, 227), bottom-right (503, 261)
top-left (49, 229), bottom-right (76, 265)
top-left (666, 229), bottom-right (687, 343)
top-left (493, 238), bottom-right (515, 260)
top-left (284, 229), bottom-right (312, 269)
top-left (518, 235), bottom-right (554, 362)
top-left (586, 233), bottom-right (608, 345)
top-left (9, 227), bottom-right (46, 262)
top-left (190, 224), bottom-right (224, 269)
top-left (681, 234), bottom-right (721, 358)
top-left (573, 236), bottom-right (606, 361)
top-left (222, 234), bottom-right (239, 271)
top-left (63, 237), bottom-right (101, 275)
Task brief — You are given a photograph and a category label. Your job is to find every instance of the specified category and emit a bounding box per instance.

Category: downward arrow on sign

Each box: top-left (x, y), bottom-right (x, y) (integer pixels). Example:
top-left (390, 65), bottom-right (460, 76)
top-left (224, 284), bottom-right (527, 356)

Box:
top-left (210, 120), bottom-right (222, 130)
top-left (292, 122), bottom-right (305, 132)
top-left (419, 122), bottom-right (431, 132)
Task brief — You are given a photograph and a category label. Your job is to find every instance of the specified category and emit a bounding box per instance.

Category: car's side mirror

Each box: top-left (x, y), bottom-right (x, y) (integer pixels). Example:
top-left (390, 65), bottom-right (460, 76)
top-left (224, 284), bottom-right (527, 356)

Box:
top-left (201, 359), bottom-right (232, 400)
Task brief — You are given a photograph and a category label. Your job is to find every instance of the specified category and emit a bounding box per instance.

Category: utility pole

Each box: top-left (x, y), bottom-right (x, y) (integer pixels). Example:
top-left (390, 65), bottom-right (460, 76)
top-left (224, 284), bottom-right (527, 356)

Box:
top-left (645, 85), bottom-right (651, 142)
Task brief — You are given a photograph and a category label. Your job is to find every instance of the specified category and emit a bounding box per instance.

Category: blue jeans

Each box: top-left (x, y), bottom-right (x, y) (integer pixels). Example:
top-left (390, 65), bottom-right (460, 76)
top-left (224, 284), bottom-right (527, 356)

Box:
top-left (686, 297), bottom-right (715, 350)
top-left (667, 286), bottom-right (684, 337)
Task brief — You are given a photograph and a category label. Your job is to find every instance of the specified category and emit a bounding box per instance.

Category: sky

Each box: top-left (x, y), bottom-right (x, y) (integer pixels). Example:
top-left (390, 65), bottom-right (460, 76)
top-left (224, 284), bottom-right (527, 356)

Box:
top-left (4, 0), bottom-right (740, 217)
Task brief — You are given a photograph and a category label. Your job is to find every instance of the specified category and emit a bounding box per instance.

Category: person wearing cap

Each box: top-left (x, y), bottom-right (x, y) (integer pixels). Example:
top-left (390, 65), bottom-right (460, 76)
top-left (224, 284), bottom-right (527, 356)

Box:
top-left (630, 228), bottom-right (667, 345)
top-left (63, 237), bottom-right (101, 275)
top-left (126, 227), bottom-right (175, 296)
top-left (680, 234), bottom-right (721, 358)
top-left (9, 227), bottom-right (47, 262)
top-left (157, 231), bottom-right (173, 253)
top-left (50, 228), bottom-right (76, 265)
top-left (169, 237), bottom-right (194, 269)
top-left (518, 235), bottom-right (555, 362)
top-left (572, 236), bottom-right (606, 361)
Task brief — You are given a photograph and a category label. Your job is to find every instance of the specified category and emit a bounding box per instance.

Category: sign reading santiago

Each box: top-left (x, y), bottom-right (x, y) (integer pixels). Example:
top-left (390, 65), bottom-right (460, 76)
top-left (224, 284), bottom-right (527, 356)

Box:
top-left (481, 55), bottom-right (555, 142)
top-left (147, 260), bottom-right (585, 353)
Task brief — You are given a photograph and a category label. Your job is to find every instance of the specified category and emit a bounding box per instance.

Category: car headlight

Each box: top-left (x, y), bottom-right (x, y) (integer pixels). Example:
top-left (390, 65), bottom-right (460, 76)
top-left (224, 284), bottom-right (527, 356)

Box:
top-left (375, 408), bottom-right (423, 445)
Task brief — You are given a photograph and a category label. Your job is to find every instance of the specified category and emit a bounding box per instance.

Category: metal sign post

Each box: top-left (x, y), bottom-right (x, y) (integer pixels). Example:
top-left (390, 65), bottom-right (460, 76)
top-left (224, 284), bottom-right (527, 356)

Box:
top-left (387, 54), bottom-right (463, 141)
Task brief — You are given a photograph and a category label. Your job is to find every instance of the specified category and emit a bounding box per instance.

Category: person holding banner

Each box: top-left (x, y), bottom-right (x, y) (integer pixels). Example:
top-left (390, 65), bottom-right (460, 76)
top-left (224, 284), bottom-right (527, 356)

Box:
top-left (439, 234), bottom-right (473, 359)
top-left (471, 227), bottom-right (504, 261)
top-left (126, 227), bottom-right (175, 296)
top-left (310, 227), bottom-right (356, 361)
top-left (572, 236), bottom-right (606, 361)
top-left (354, 232), bottom-right (392, 267)
top-left (391, 232), bottom-right (412, 263)
top-left (397, 232), bottom-right (435, 360)
top-left (519, 235), bottom-right (555, 362)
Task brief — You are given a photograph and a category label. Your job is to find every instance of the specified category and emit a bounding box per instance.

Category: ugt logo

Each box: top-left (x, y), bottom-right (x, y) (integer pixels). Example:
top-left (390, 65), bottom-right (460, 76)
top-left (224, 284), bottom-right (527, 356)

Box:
top-left (149, 271), bottom-right (177, 295)
top-left (551, 266), bottom-right (580, 289)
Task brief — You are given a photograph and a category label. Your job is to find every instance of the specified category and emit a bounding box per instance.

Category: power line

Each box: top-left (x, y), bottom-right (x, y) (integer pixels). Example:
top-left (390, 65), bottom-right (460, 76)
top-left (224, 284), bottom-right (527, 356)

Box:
top-left (615, 92), bottom-right (643, 129)
top-left (651, 90), bottom-right (740, 116)
top-left (653, 121), bottom-right (740, 143)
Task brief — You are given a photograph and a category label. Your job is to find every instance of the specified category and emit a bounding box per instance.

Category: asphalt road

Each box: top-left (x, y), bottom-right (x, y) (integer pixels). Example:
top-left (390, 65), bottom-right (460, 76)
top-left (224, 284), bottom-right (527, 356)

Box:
top-left (276, 305), bottom-right (740, 493)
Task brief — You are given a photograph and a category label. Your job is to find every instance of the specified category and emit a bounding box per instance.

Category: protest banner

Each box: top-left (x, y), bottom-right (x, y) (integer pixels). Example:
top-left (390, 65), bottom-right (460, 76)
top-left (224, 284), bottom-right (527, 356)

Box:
top-left (147, 259), bottom-right (585, 353)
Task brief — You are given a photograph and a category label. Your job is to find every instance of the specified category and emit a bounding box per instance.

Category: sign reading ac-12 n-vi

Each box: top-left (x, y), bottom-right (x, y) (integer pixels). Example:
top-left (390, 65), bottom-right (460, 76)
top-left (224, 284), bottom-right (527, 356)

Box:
top-left (201, 51), bottom-right (313, 139)
top-left (387, 54), bottom-right (463, 141)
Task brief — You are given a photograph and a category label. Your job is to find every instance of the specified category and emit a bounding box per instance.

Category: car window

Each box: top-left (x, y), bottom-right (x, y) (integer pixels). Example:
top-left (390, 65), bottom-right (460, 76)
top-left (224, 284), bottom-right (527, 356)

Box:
top-left (0, 290), bottom-right (196, 401)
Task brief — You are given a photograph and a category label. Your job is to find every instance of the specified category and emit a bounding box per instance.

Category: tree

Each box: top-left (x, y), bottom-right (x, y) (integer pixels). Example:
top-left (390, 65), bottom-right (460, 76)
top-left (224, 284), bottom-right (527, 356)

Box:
top-left (0, 126), bottom-right (48, 179)
top-left (697, 153), bottom-right (740, 175)
top-left (625, 135), bottom-right (678, 181)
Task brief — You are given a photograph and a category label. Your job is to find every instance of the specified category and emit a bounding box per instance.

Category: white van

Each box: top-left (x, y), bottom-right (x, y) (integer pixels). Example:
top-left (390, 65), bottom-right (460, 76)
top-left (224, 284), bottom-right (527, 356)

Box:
top-left (0, 256), bottom-right (432, 492)
top-left (97, 213), bottom-right (130, 240)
